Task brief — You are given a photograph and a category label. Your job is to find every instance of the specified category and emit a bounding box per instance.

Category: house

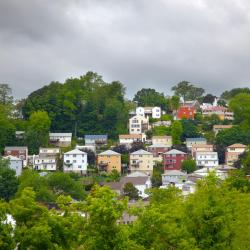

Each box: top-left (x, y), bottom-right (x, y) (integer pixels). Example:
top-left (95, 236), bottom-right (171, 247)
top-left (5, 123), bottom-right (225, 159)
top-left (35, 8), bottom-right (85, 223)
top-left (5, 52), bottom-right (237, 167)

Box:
top-left (4, 146), bottom-right (28, 166)
top-left (129, 149), bottom-right (154, 175)
top-left (195, 151), bottom-right (219, 168)
top-left (152, 136), bottom-right (172, 147)
top-left (119, 134), bottom-right (146, 146)
top-left (97, 150), bottom-right (121, 173)
top-left (136, 106), bottom-right (162, 119)
top-left (161, 170), bottom-right (187, 186)
top-left (193, 167), bottom-right (227, 180)
top-left (163, 149), bottom-right (187, 171)
top-left (147, 144), bottom-right (170, 159)
top-left (213, 125), bottom-right (233, 135)
top-left (151, 120), bottom-right (171, 128)
top-left (225, 143), bottom-right (247, 166)
top-left (201, 106), bottom-right (233, 120)
top-left (15, 131), bottom-right (25, 140)
top-left (191, 144), bottom-right (214, 157)
top-left (49, 133), bottom-right (72, 147)
top-left (33, 148), bottom-right (60, 171)
top-left (63, 149), bottom-right (88, 174)
top-left (84, 134), bottom-right (108, 146)
top-left (129, 115), bottom-right (149, 134)
top-left (181, 100), bottom-right (200, 109)
top-left (106, 171), bottom-right (151, 199)
top-left (175, 106), bottom-right (196, 120)
top-left (186, 138), bottom-right (207, 149)
top-left (3, 155), bottom-right (23, 176)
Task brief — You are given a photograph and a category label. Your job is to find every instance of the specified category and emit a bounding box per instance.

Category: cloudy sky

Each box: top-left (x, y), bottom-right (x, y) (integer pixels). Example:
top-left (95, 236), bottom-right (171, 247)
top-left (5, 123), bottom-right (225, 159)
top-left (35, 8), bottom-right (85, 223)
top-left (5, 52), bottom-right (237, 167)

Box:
top-left (1, 0), bottom-right (250, 99)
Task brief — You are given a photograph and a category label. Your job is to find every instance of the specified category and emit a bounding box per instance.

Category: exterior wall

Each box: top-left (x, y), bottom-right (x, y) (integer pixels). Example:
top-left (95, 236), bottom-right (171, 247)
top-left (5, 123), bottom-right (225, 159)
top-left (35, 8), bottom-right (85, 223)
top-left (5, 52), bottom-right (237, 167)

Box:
top-left (63, 153), bottom-right (88, 173)
top-left (186, 139), bottom-right (207, 149)
top-left (9, 159), bottom-right (23, 176)
top-left (49, 135), bottom-right (72, 147)
top-left (85, 137), bottom-right (108, 145)
top-left (195, 152), bottom-right (219, 167)
top-left (129, 115), bottom-right (149, 134)
top-left (152, 136), bottom-right (172, 146)
top-left (136, 107), bottom-right (161, 119)
top-left (152, 107), bottom-right (161, 119)
top-left (129, 154), bottom-right (154, 175)
top-left (135, 181), bottom-right (151, 198)
top-left (97, 155), bottom-right (122, 173)
top-left (4, 148), bottom-right (28, 166)
top-left (225, 148), bottom-right (246, 166)
top-left (191, 145), bottom-right (213, 157)
top-left (136, 107), bottom-right (145, 116)
top-left (119, 134), bottom-right (146, 145)
top-left (162, 174), bottom-right (187, 186)
top-left (148, 146), bottom-right (170, 158)
top-left (176, 107), bottom-right (195, 120)
top-left (163, 154), bottom-right (187, 170)
top-left (34, 156), bottom-right (57, 171)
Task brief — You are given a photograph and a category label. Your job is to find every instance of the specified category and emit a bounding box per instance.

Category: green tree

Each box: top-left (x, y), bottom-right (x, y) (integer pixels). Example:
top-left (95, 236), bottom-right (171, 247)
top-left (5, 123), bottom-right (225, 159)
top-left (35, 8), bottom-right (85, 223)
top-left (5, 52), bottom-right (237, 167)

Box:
top-left (181, 159), bottom-right (197, 173)
top-left (169, 95), bottom-right (180, 111)
top-left (221, 87), bottom-right (250, 100)
top-left (151, 162), bottom-right (164, 187)
top-left (123, 182), bottom-right (139, 200)
top-left (171, 121), bottom-right (183, 145)
top-left (181, 119), bottom-right (200, 140)
top-left (152, 125), bottom-right (171, 136)
top-left (0, 84), bottom-right (13, 106)
top-left (109, 169), bottom-right (120, 182)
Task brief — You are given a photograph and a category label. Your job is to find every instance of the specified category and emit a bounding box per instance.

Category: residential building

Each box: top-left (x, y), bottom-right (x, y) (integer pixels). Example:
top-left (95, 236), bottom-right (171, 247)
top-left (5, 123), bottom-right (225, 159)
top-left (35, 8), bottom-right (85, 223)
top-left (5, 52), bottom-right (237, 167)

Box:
top-left (84, 134), bottom-right (108, 146)
top-left (186, 138), bottom-right (207, 149)
top-left (181, 100), bottom-right (200, 109)
top-left (129, 115), bottom-right (149, 134)
top-left (151, 120), bottom-right (171, 128)
top-left (161, 170), bottom-right (187, 186)
top-left (196, 151), bottom-right (219, 168)
top-left (4, 146), bottom-right (28, 166)
top-left (191, 144), bottom-right (214, 157)
top-left (15, 131), bottom-right (25, 140)
top-left (152, 136), bottom-right (172, 147)
top-left (129, 149), bottom-right (154, 175)
top-left (175, 106), bottom-right (196, 120)
top-left (136, 106), bottom-right (162, 119)
top-left (3, 155), bottom-right (23, 176)
top-left (49, 133), bottom-right (72, 147)
top-left (119, 134), bottom-right (146, 146)
top-left (213, 125), bottom-right (233, 135)
top-left (225, 143), bottom-right (247, 166)
top-left (147, 144), bottom-right (170, 158)
top-left (163, 149), bottom-right (187, 171)
top-left (63, 149), bottom-right (88, 174)
top-left (97, 150), bottom-right (121, 173)
top-left (201, 106), bottom-right (233, 120)
top-left (193, 167), bottom-right (227, 180)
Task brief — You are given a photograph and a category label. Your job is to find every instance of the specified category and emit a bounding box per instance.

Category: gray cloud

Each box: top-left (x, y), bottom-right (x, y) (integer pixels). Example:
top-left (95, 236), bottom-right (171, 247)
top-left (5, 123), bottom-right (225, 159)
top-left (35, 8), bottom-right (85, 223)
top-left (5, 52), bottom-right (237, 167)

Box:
top-left (0, 0), bottom-right (250, 99)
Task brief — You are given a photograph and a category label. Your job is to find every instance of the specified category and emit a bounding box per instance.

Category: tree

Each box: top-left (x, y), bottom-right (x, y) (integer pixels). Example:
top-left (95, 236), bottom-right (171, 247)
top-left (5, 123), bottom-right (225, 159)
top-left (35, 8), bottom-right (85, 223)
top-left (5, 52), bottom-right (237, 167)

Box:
top-left (123, 182), bottom-right (139, 200)
top-left (181, 159), bottom-right (197, 173)
top-left (151, 162), bottom-right (164, 187)
top-left (171, 121), bottom-right (183, 145)
top-left (169, 95), bottom-right (180, 111)
top-left (0, 158), bottom-right (18, 201)
top-left (25, 111), bottom-right (51, 154)
top-left (109, 169), bottom-right (120, 182)
top-left (181, 119), bottom-right (200, 140)
top-left (202, 94), bottom-right (216, 104)
top-left (152, 125), bottom-right (171, 136)
top-left (221, 87), bottom-right (250, 100)
top-left (0, 84), bottom-right (13, 106)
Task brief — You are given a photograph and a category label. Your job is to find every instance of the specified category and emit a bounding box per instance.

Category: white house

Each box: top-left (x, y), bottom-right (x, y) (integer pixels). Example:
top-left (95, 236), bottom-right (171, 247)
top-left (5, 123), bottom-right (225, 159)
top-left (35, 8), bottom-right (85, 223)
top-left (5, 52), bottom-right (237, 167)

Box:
top-left (152, 136), bottom-right (172, 147)
top-left (186, 138), bottom-right (207, 149)
top-left (136, 106), bottom-right (161, 119)
top-left (193, 167), bottom-right (227, 180)
top-left (129, 115), bottom-right (149, 134)
top-left (63, 149), bottom-right (88, 174)
top-left (161, 170), bottom-right (187, 186)
top-left (49, 133), bottom-right (72, 147)
top-left (119, 134), bottom-right (146, 146)
top-left (3, 155), bottom-right (23, 176)
top-left (195, 151), bottom-right (219, 168)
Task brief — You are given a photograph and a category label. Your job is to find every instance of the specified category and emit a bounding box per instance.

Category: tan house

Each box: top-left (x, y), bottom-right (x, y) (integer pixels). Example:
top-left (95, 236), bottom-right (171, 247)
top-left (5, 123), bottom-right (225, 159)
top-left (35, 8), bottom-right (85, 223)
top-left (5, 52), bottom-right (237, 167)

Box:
top-left (119, 134), bottom-right (146, 146)
top-left (191, 144), bottom-right (214, 157)
top-left (129, 149), bottom-right (154, 175)
top-left (97, 150), bottom-right (121, 173)
top-left (152, 136), bottom-right (172, 147)
top-left (225, 144), bottom-right (247, 166)
top-left (213, 125), bottom-right (233, 135)
top-left (129, 115), bottom-right (149, 134)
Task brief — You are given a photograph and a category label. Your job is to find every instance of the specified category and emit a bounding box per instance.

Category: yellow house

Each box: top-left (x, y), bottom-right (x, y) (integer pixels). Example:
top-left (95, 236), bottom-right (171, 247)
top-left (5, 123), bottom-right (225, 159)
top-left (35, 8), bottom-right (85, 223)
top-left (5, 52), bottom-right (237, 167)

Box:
top-left (97, 150), bottom-right (121, 173)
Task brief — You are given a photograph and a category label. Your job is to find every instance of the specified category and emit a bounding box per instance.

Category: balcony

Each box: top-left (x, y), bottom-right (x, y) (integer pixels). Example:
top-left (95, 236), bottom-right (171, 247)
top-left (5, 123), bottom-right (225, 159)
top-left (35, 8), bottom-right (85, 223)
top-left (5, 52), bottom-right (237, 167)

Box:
top-left (98, 162), bottom-right (108, 171)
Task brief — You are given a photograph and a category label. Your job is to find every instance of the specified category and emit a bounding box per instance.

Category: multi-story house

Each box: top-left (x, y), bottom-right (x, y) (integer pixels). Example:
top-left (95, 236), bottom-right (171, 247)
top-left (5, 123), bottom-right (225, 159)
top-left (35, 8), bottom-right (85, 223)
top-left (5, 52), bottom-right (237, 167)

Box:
top-left (163, 149), bottom-right (187, 171)
top-left (49, 133), bottom-right (72, 147)
top-left (136, 106), bottom-right (162, 119)
top-left (161, 170), bottom-right (187, 186)
top-left (152, 136), bottom-right (172, 147)
top-left (4, 146), bottom-right (28, 166)
top-left (186, 138), bottom-right (207, 149)
top-left (97, 150), bottom-right (121, 173)
top-left (225, 143), bottom-right (247, 166)
top-left (85, 134), bottom-right (108, 146)
top-left (213, 125), bottom-right (233, 135)
top-left (3, 155), bottom-right (23, 176)
top-left (63, 149), bottom-right (88, 174)
top-left (191, 144), bottom-right (214, 157)
top-left (175, 106), bottom-right (196, 120)
top-left (129, 149), bottom-right (154, 175)
top-left (147, 144), bottom-right (170, 159)
top-left (129, 115), bottom-right (149, 134)
top-left (33, 148), bottom-right (60, 171)
top-left (119, 134), bottom-right (146, 146)
top-left (195, 151), bottom-right (219, 168)
top-left (201, 106), bottom-right (234, 120)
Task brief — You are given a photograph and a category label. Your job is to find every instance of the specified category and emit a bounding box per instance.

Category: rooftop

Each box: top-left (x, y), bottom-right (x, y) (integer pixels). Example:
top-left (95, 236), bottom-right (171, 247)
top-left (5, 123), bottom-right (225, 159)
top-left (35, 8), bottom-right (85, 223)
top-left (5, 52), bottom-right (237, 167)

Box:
top-left (119, 134), bottom-right (142, 139)
top-left (49, 132), bottom-right (72, 137)
top-left (64, 149), bottom-right (87, 155)
top-left (213, 125), bottom-right (233, 129)
top-left (98, 150), bottom-right (120, 156)
top-left (5, 146), bottom-right (28, 150)
top-left (227, 143), bottom-right (247, 148)
top-left (162, 170), bottom-right (187, 176)
top-left (85, 134), bottom-right (108, 140)
top-left (164, 149), bottom-right (186, 155)
top-left (186, 137), bottom-right (206, 142)
top-left (130, 149), bottom-right (153, 155)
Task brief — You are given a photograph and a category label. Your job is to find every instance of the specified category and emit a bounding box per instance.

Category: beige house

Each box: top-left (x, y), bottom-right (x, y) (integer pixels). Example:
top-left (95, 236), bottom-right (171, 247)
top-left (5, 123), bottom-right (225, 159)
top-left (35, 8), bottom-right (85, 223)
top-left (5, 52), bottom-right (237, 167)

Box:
top-left (129, 115), bottom-right (149, 134)
top-left (97, 150), bottom-right (121, 173)
top-left (213, 125), bottom-right (233, 135)
top-left (152, 136), bottom-right (172, 147)
top-left (191, 144), bottom-right (214, 157)
top-left (129, 149), bottom-right (154, 175)
top-left (225, 144), bottom-right (247, 166)
top-left (119, 134), bottom-right (146, 146)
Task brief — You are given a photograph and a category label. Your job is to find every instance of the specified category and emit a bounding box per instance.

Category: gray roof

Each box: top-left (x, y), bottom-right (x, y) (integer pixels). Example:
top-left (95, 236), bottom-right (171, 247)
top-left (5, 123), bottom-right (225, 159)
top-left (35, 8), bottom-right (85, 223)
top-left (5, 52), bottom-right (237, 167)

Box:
top-left (49, 133), bottom-right (72, 137)
top-left (130, 149), bottom-right (153, 155)
top-left (85, 134), bottom-right (108, 140)
top-left (5, 146), bottom-right (28, 150)
top-left (64, 149), bottom-right (87, 155)
top-left (186, 137), bottom-right (206, 142)
top-left (148, 144), bottom-right (171, 148)
top-left (162, 170), bottom-right (187, 176)
top-left (98, 150), bottom-right (120, 156)
top-left (164, 149), bottom-right (186, 155)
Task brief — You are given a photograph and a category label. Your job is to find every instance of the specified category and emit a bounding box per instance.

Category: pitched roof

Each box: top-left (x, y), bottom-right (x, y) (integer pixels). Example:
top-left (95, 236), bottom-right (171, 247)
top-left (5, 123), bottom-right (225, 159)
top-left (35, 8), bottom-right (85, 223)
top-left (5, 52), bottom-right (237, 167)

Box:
top-left (5, 146), bottom-right (28, 150)
top-left (164, 149), bottom-right (186, 155)
top-left (119, 134), bottom-right (142, 139)
top-left (64, 149), bottom-right (87, 155)
top-left (186, 137), bottom-right (206, 142)
top-left (162, 170), bottom-right (187, 176)
top-left (98, 150), bottom-right (120, 156)
top-left (192, 144), bottom-right (213, 148)
top-left (130, 149), bottom-right (153, 155)
top-left (126, 171), bottom-right (149, 177)
top-left (85, 134), bottom-right (108, 140)
top-left (122, 176), bottom-right (149, 185)
top-left (227, 143), bottom-right (247, 148)
top-left (148, 144), bottom-right (171, 148)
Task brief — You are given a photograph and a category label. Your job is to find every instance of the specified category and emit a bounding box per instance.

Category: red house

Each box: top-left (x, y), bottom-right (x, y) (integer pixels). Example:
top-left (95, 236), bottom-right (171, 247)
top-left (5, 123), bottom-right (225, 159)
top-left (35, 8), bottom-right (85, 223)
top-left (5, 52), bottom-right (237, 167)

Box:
top-left (163, 149), bottom-right (187, 170)
top-left (176, 106), bottom-right (195, 120)
top-left (4, 146), bottom-right (28, 166)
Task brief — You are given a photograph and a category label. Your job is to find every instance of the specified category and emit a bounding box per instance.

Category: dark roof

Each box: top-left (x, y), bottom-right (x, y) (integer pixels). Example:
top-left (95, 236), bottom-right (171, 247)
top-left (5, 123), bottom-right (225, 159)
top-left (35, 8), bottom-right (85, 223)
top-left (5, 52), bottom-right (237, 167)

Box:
top-left (85, 135), bottom-right (108, 140)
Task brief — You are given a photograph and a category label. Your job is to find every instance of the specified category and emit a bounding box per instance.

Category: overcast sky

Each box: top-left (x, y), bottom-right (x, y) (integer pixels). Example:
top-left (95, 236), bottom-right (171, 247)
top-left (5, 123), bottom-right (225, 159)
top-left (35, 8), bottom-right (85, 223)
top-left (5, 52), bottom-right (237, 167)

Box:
top-left (1, 0), bottom-right (250, 99)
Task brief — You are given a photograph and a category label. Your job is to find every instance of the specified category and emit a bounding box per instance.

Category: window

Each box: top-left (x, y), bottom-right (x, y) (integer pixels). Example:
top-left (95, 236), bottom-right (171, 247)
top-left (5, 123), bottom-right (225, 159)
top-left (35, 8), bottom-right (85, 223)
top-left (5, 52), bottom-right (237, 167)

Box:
top-left (82, 160), bottom-right (84, 163)
top-left (73, 160), bottom-right (76, 163)
top-left (78, 165), bottom-right (81, 169)
top-left (73, 154), bottom-right (76, 157)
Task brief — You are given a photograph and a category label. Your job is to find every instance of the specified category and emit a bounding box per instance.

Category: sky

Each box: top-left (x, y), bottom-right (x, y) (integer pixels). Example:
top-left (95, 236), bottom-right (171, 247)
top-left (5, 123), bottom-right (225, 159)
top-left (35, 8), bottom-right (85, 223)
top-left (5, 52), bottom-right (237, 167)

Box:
top-left (1, 0), bottom-right (250, 99)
